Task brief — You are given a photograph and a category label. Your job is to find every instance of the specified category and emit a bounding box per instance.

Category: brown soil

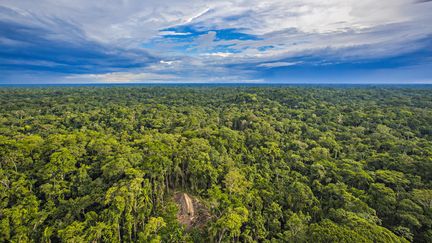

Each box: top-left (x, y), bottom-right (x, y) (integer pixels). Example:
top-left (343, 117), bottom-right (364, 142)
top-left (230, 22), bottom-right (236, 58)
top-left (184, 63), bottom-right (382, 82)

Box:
top-left (174, 192), bottom-right (211, 230)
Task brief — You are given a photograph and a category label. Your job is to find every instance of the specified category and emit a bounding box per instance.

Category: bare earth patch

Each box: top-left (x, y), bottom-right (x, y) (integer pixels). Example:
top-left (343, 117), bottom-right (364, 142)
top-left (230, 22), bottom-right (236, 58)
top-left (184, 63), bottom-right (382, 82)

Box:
top-left (174, 192), bottom-right (211, 230)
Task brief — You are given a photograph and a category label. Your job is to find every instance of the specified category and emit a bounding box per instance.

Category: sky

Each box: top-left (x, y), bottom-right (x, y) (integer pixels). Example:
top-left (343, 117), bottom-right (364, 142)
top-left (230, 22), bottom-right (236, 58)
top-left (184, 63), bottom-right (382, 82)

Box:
top-left (1, 0), bottom-right (432, 84)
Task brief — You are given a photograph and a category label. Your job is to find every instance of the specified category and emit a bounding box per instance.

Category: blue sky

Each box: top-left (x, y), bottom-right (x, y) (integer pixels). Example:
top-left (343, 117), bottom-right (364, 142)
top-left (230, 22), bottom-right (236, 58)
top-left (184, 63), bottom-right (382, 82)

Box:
top-left (0, 0), bottom-right (432, 83)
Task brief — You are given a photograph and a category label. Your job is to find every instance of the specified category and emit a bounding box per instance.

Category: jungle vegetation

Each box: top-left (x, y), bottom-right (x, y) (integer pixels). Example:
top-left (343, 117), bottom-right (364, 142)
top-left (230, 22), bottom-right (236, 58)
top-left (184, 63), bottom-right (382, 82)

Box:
top-left (0, 86), bottom-right (432, 242)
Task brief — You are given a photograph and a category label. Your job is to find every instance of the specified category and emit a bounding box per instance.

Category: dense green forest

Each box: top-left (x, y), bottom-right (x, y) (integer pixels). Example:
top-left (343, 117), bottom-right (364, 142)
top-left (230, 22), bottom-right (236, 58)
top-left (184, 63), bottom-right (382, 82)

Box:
top-left (1, 86), bottom-right (432, 242)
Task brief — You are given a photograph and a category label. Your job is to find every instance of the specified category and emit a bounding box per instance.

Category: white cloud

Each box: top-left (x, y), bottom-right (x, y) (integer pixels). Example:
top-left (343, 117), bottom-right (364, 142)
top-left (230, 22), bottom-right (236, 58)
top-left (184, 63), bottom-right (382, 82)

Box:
top-left (66, 72), bottom-right (177, 83)
top-left (65, 70), bottom-right (263, 83)
top-left (4, 0), bottom-right (430, 46)
top-left (1, 0), bottom-right (432, 83)
top-left (185, 7), bottom-right (212, 24)
top-left (158, 31), bottom-right (192, 36)
top-left (160, 60), bottom-right (180, 65)
top-left (258, 61), bottom-right (302, 68)
top-left (202, 52), bottom-right (233, 58)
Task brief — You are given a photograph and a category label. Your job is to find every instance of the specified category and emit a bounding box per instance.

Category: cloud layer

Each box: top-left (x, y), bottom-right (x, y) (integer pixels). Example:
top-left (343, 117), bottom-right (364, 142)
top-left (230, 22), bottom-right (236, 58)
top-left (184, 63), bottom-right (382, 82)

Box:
top-left (1, 0), bottom-right (431, 83)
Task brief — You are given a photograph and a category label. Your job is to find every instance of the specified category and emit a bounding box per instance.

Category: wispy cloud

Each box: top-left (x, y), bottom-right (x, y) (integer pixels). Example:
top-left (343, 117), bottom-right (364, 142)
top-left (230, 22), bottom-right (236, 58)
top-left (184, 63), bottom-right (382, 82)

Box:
top-left (258, 62), bottom-right (302, 68)
top-left (66, 72), bottom-right (177, 83)
top-left (0, 0), bottom-right (431, 83)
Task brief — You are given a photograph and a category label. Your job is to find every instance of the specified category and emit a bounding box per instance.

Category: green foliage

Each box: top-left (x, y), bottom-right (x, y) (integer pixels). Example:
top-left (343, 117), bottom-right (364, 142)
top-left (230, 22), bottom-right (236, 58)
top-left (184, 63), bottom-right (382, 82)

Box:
top-left (0, 86), bottom-right (431, 242)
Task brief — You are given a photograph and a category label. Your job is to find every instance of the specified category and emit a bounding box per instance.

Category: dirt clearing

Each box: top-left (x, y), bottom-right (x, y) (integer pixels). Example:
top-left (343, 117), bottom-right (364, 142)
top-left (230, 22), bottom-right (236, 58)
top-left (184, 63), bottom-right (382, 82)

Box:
top-left (174, 192), bottom-right (211, 229)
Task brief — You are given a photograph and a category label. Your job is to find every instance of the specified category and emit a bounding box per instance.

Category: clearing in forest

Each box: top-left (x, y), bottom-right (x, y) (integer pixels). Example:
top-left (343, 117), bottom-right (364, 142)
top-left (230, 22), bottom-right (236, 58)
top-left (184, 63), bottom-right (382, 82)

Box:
top-left (174, 192), bottom-right (211, 229)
